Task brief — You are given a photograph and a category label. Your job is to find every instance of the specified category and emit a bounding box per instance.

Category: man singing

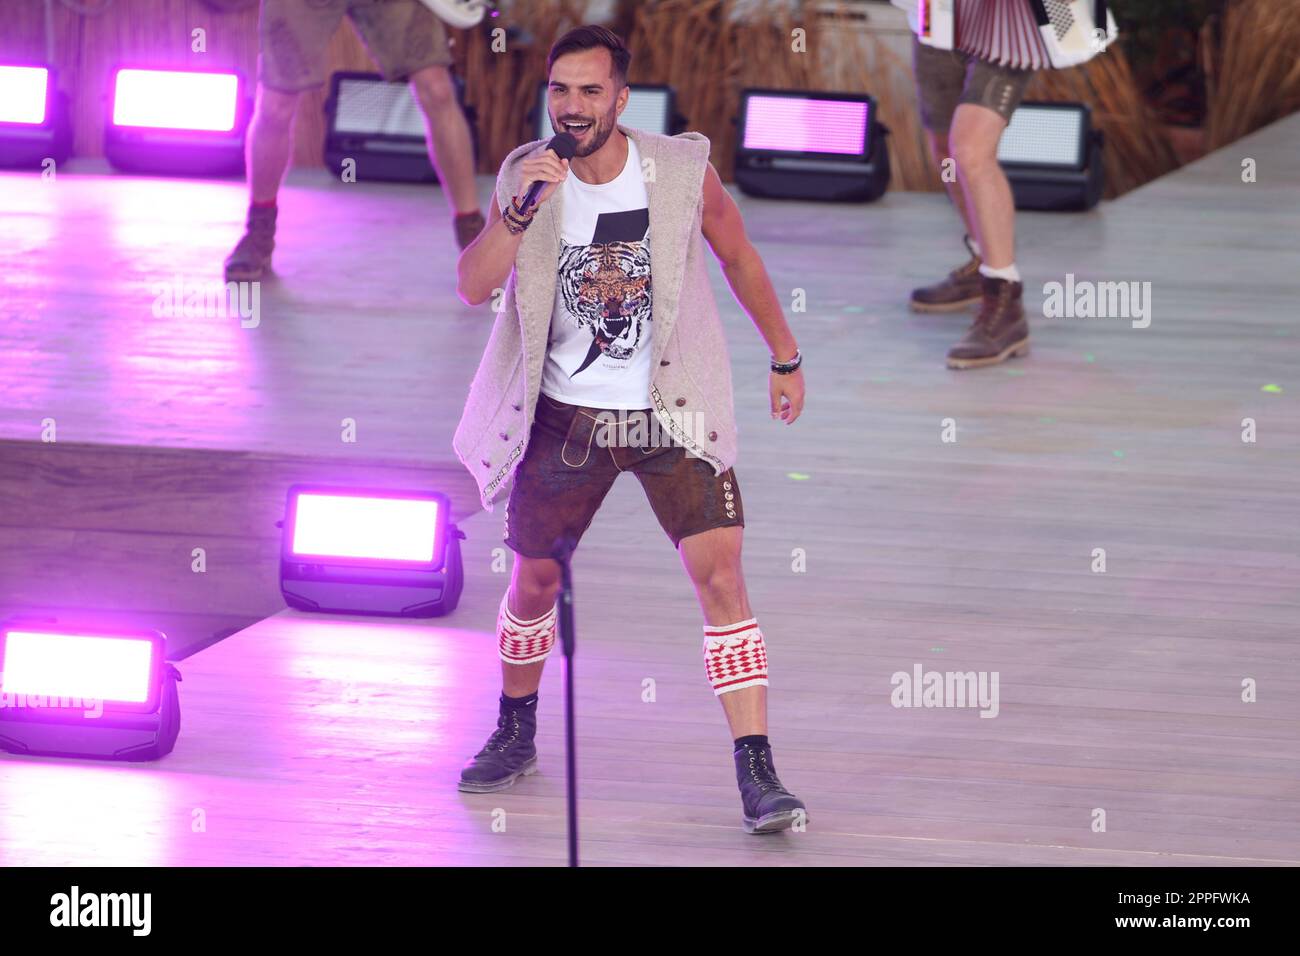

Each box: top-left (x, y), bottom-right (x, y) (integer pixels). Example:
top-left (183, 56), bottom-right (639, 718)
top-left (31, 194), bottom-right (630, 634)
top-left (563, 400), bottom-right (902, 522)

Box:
top-left (225, 0), bottom-right (484, 282)
top-left (452, 26), bottom-right (808, 834)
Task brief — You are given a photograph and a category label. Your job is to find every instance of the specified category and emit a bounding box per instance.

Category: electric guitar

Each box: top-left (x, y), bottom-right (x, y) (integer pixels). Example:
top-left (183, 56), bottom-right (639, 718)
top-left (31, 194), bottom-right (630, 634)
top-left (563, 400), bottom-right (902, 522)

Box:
top-left (417, 0), bottom-right (496, 30)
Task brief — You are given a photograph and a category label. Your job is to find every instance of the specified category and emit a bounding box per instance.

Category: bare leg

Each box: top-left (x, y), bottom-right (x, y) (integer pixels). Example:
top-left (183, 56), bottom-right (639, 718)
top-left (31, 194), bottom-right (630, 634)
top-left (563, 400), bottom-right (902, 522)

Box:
top-left (677, 526), bottom-right (765, 738)
top-left (927, 129), bottom-right (976, 241)
top-left (246, 84), bottom-right (300, 203)
top-left (409, 65), bottom-right (480, 216)
top-left (500, 553), bottom-right (560, 697)
top-left (949, 103), bottom-right (1016, 269)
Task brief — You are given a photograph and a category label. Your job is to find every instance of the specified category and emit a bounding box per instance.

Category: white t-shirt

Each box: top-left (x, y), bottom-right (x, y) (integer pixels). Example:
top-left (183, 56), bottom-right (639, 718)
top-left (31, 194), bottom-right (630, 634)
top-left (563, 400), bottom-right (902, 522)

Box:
top-left (539, 135), bottom-right (653, 410)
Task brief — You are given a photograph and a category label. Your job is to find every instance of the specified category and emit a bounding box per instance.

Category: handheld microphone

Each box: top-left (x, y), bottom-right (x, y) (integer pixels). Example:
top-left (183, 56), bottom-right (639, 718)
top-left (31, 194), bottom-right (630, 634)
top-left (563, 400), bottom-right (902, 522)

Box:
top-left (550, 532), bottom-right (578, 566)
top-left (517, 131), bottom-right (578, 216)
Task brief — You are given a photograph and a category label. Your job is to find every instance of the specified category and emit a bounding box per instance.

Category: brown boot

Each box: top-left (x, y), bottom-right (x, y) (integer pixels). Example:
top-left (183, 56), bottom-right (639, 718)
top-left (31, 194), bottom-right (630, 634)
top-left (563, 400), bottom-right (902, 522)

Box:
top-left (946, 274), bottom-right (1030, 370)
top-left (454, 210), bottom-right (486, 250)
top-left (910, 235), bottom-right (983, 312)
top-left (224, 204), bottom-right (277, 282)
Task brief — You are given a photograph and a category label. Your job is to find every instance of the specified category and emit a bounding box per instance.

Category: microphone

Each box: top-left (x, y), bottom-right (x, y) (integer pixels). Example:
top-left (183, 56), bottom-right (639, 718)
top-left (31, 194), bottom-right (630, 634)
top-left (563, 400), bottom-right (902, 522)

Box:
top-left (517, 131), bottom-right (578, 217)
top-left (550, 532), bottom-right (578, 566)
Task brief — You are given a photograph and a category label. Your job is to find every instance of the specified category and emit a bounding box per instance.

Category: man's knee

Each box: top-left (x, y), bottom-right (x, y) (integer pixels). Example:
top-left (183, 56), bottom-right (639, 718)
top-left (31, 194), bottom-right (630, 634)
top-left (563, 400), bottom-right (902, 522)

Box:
top-left (949, 130), bottom-right (998, 174)
top-left (512, 555), bottom-right (561, 607)
top-left (949, 106), bottom-right (1006, 171)
top-left (255, 86), bottom-right (300, 127)
top-left (411, 66), bottom-right (456, 111)
top-left (693, 560), bottom-right (744, 601)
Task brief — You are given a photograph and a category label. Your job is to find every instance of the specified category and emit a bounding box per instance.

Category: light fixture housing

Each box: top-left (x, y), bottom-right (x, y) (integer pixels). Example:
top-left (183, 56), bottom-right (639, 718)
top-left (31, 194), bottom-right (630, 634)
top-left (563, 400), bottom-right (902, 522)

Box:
top-left (0, 64), bottom-right (72, 169)
top-left (104, 66), bottom-right (251, 176)
top-left (279, 484), bottom-right (465, 617)
top-left (0, 622), bottom-right (182, 761)
top-left (734, 88), bottom-right (888, 202)
top-left (323, 70), bottom-right (478, 183)
top-left (997, 101), bottom-right (1105, 211)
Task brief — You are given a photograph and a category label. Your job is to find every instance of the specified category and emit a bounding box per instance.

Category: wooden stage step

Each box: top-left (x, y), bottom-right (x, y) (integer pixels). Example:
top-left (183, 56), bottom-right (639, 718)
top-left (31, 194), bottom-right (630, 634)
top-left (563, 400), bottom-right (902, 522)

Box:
top-left (0, 438), bottom-right (479, 659)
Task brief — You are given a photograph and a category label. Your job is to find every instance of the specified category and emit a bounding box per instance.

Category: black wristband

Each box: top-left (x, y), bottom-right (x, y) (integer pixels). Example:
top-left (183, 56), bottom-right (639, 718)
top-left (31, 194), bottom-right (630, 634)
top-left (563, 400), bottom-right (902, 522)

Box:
top-left (771, 349), bottom-right (802, 375)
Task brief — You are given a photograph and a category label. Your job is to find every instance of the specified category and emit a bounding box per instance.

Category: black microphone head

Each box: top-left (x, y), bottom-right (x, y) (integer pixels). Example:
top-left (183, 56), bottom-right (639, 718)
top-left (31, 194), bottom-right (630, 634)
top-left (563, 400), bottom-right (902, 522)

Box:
top-left (548, 131), bottom-right (578, 160)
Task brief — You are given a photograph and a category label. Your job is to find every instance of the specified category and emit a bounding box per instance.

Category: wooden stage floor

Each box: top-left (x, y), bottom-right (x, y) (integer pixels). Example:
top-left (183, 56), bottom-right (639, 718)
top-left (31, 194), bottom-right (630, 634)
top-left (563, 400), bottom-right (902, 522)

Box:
top-left (0, 115), bottom-right (1296, 866)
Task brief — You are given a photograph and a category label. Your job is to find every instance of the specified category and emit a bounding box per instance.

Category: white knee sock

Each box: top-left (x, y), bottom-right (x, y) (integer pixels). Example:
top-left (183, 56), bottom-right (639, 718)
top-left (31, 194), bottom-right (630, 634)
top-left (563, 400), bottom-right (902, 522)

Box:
top-left (497, 590), bottom-right (556, 665)
top-left (703, 618), bottom-right (769, 695)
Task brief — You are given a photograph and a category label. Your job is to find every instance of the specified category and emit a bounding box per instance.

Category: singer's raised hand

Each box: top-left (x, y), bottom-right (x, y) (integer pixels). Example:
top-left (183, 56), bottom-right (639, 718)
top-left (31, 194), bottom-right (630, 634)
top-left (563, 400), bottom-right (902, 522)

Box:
top-left (517, 154), bottom-right (570, 208)
top-left (457, 135), bottom-right (574, 306)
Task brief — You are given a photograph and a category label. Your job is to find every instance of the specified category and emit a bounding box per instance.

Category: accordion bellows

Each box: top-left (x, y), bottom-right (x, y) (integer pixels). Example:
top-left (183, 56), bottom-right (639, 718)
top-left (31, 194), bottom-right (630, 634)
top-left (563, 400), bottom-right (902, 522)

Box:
top-left (957, 0), bottom-right (1052, 70)
top-left (898, 1), bottom-right (1118, 71)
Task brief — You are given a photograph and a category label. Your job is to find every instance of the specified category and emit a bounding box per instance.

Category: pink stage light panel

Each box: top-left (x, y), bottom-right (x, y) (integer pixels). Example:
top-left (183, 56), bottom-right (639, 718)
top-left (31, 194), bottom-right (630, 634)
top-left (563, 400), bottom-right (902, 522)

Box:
top-left (0, 66), bottom-right (49, 125)
top-left (1, 631), bottom-right (155, 704)
top-left (112, 69), bottom-right (238, 132)
top-left (743, 96), bottom-right (868, 155)
top-left (291, 494), bottom-right (440, 563)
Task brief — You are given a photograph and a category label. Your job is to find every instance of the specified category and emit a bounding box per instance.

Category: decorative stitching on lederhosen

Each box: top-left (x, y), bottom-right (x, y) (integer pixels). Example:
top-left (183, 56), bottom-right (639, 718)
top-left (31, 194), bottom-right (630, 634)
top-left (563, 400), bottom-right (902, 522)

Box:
top-left (649, 385), bottom-right (725, 473)
top-left (484, 440), bottom-right (524, 503)
top-left (561, 407), bottom-right (604, 468)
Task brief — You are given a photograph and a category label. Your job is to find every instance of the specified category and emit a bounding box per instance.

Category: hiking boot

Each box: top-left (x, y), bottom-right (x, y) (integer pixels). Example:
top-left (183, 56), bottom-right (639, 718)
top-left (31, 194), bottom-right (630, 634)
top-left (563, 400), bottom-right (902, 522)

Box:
top-left (910, 234), bottom-right (983, 312)
top-left (946, 274), bottom-right (1030, 369)
top-left (453, 210), bottom-right (486, 250)
top-left (224, 204), bottom-right (277, 282)
top-left (458, 693), bottom-right (539, 793)
top-left (735, 740), bottom-right (808, 834)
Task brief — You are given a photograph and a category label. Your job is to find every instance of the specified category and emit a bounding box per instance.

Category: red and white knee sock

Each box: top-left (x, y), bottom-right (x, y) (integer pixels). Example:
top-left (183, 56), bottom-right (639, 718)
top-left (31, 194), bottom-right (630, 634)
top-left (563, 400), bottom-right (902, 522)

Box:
top-left (497, 591), bottom-right (557, 665)
top-left (703, 618), bottom-right (769, 695)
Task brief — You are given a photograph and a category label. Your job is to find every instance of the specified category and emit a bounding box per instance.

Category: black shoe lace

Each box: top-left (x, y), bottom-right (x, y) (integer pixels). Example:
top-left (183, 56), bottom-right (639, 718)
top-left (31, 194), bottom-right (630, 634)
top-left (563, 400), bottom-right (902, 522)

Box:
top-left (482, 711), bottom-right (522, 754)
top-left (744, 747), bottom-right (788, 795)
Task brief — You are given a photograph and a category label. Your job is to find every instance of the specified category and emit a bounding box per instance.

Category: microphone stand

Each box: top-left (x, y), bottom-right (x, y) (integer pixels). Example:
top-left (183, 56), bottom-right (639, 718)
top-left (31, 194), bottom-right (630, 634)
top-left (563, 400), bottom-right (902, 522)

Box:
top-left (551, 534), bottom-right (579, 867)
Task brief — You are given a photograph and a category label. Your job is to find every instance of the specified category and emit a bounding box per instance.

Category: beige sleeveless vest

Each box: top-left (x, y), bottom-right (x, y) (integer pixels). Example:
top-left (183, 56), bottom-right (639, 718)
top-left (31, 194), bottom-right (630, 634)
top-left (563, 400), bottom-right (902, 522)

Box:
top-left (453, 126), bottom-right (739, 511)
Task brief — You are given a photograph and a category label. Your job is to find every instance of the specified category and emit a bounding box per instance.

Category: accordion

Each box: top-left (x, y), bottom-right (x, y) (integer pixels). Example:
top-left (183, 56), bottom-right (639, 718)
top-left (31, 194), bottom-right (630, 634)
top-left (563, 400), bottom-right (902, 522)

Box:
top-left (908, 0), bottom-right (1119, 70)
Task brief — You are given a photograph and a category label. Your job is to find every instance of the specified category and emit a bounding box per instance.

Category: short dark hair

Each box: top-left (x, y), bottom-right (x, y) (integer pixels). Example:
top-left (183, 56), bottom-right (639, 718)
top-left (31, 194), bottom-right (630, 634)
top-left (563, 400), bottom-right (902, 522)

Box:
top-left (547, 25), bottom-right (631, 88)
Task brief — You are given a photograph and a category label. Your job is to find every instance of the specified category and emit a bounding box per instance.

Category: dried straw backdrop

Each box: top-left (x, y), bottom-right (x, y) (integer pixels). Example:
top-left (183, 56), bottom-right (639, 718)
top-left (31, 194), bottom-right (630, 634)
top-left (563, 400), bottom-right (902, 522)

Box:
top-left (1, 0), bottom-right (1294, 196)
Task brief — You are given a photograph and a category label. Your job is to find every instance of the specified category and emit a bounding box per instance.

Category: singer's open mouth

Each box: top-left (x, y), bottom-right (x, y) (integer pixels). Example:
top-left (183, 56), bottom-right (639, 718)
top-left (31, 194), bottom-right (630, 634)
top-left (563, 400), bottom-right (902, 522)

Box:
top-left (561, 120), bottom-right (593, 135)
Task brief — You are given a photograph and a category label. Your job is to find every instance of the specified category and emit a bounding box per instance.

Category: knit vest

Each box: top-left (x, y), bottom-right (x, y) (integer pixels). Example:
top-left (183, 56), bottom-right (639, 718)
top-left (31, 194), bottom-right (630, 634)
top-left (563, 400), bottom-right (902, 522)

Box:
top-left (452, 126), bottom-right (738, 512)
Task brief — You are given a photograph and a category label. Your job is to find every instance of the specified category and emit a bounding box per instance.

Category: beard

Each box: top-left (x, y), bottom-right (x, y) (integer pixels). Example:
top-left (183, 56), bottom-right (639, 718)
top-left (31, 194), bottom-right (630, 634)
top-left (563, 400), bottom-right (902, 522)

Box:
top-left (557, 100), bottom-right (620, 158)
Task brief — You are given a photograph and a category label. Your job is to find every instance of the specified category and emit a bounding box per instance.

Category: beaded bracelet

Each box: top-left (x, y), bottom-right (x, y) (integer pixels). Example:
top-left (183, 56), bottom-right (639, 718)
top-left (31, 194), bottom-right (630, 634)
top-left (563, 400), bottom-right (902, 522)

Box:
top-left (771, 348), bottom-right (803, 375)
top-left (502, 195), bottom-right (535, 234)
